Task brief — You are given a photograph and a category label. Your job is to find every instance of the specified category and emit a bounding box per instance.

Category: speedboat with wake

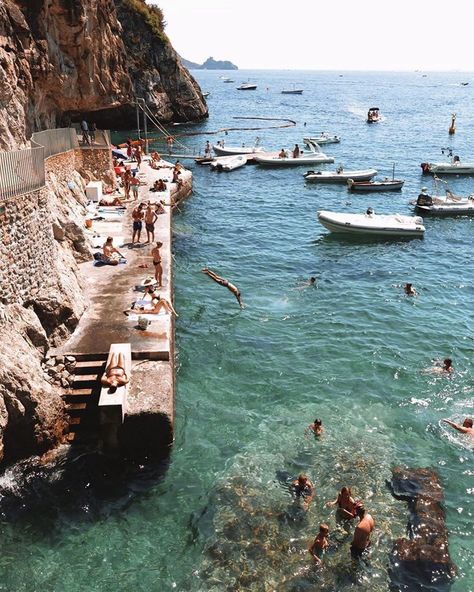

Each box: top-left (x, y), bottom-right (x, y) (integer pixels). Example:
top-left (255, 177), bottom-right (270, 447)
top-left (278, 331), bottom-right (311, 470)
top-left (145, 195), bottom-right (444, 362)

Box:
top-left (209, 155), bottom-right (247, 172)
top-left (254, 140), bottom-right (334, 167)
top-left (421, 149), bottom-right (474, 174)
top-left (367, 107), bottom-right (382, 123)
top-left (303, 133), bottom-right (340, 145)
top-left (412, 189), bottom-right (474, 216)
top-left (317, 209), bottom-right (425, 238)
top-left (305, 167), bottom-right (377, 183)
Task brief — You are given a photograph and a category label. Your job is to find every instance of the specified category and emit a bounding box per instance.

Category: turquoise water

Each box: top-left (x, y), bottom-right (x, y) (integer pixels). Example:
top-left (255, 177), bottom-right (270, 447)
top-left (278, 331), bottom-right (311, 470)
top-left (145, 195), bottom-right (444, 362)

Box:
top-left (1, 71), bottom-right (474, 591)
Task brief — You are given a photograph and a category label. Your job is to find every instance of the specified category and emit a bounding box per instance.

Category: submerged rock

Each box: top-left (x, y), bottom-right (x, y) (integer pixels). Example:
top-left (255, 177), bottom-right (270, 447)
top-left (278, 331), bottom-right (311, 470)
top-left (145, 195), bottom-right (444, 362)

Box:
top-left (389, 467), bottom-right (456, 591)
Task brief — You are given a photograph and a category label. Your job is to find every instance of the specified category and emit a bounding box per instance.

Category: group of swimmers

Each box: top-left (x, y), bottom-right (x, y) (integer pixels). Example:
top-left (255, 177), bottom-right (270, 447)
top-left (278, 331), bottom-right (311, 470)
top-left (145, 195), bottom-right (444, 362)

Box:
top-left (291, 420), bottom-right (375, 565)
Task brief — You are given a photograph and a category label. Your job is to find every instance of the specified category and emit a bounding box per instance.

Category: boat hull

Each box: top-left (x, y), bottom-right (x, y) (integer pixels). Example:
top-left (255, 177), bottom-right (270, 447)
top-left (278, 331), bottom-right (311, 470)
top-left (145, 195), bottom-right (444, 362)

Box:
top-left (213, 145), bottom-right (263, 156)
top-left (281, 90), bottom-right (303, 94)
top-left (414, 203), bottom-right (474, 216)
top-left (256, 155), bottom-right (334, 166)
top-left (303, 136), bottom-right (340, 145)
top-left (317, 211), bottom-right (425, 238)
top-left (237, 85), bottom-right (257, 90)
top-left (305, 169), bottom-right (377, 183)
top-left (348, 180), bottom-right (404, 192)
top-left (421, 162), bottom-right (474, 174)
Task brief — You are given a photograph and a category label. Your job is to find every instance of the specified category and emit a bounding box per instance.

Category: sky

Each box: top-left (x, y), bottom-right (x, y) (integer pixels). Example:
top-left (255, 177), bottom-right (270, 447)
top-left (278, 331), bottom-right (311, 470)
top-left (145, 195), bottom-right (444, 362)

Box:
top-left (150, 0), bottom-right (474, 71)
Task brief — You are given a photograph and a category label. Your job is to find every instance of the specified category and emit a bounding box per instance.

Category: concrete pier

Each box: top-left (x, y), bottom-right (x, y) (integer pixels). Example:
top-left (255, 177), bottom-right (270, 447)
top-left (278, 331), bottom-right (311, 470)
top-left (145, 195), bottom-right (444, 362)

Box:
top-left (57, 157), bottom-right (192, 457)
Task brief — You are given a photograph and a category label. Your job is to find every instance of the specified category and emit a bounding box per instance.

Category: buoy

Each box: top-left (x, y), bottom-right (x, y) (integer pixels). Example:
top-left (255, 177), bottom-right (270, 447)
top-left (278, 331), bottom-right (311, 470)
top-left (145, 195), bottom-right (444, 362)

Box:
top-left (448, 113), bottom-right (456, 135)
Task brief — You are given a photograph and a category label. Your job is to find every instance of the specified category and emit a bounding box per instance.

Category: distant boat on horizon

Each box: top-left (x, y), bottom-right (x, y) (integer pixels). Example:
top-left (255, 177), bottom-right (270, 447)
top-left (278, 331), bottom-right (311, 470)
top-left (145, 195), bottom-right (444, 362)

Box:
top-left (281, 84), bottom-right (303, 95)
top-left (237, 82), bottom-right (257, 90)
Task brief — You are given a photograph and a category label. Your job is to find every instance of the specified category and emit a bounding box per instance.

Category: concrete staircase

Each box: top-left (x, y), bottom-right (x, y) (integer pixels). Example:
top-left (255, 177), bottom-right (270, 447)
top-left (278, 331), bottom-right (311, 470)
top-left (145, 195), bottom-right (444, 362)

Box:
top-left (63, 353), bottom-right (108, 445)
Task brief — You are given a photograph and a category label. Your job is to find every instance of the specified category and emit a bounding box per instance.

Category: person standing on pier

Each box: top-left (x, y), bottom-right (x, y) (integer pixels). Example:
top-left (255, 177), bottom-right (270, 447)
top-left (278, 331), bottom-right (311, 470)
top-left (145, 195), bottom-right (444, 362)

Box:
top-left (89, 122), bottom-right (96, 143)
top-left (80, 119), bottom-right (90, 145)
top-left (145, 205), bottom-right (158, 244)
top-left (151, 241), bottom-right (163, 286)
top-left (130, 174), bottom-right (140, 200)
top-left (132, 204), bottom-right (145, 245)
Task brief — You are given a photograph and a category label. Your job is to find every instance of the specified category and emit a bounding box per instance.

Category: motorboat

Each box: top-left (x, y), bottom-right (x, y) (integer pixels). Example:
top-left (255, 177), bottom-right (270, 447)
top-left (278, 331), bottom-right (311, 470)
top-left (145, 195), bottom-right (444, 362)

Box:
top-left (222, 77), bottom-right (235, 83)
top-left (317, 209), bottom-right (425, 238)
top-left (412, 189), bottom-right (474, 216)
top-left (421, 150), bottom-right (474, 174)
top-left (281, 85), bottom-right (303, 94)
top-left (305, 168), bottom-right (377, 183)
top-left (210, 155), bottom-right (247, 171)
top-left (347, 178), bottom-right (404, 192)
top-left (237, 83), bottom-right (257, 90)
top-left (254, 140), bottom-right (334, 167)
top-left (213, 139), bottom-right (264, 156)
top-left (202, 92), bottom-right (210, 98)
top-left (303, 133), bottom-right (341, 145)
top-left (367, 107), bottom-right (381, 123)
top-left (194, 156), bottom-right (214, 165)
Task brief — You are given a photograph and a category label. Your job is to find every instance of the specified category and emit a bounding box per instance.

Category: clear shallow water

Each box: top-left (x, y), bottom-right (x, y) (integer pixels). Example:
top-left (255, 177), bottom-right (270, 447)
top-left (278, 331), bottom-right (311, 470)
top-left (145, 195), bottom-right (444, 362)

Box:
top-left (1, 71), bottom-right (474, 591)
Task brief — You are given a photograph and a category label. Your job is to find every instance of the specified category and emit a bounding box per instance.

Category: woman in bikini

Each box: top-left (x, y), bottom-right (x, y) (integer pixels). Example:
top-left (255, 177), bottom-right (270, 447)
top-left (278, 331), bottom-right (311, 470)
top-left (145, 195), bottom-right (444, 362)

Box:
top-left (124, 287), bottom-right (178, 318)
top-left (101, 352), bottom-right (129, 389)
top-left (151, 241), bottom-right (163, 286)
top-left (326, 486), bottom-right (357, 520)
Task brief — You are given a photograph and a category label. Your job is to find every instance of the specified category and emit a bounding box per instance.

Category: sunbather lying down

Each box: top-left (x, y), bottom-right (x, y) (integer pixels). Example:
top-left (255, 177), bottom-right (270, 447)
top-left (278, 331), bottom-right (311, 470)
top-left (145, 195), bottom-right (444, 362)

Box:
top-left (101, 352), bottom-right (129, 389)
top-left (124, 291), bottom-right (178, 317)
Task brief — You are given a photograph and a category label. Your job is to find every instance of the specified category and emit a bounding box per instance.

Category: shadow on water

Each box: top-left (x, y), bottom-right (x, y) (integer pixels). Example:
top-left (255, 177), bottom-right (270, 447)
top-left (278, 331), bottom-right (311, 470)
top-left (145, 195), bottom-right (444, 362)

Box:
top-left (0, 446), bottom-right (170, 534)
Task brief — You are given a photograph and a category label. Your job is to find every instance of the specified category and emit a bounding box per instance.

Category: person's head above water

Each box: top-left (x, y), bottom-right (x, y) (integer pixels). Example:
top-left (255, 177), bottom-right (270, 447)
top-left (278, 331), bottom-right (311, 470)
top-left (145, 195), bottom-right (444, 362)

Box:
top-left (463, 418), bottom-right (473, 428)
top-left (354, 503), bottom-right (365, 518)
top-left (443, 358), bottom-right (453, 369)
top-left (319, 524), bottom-right (329, 536)
top-left (298, 474), bottom-right (310, 486)
top-left (314, 418), bottom-right (322, 426)
top-left (340, 486), bottom-right (352, 497)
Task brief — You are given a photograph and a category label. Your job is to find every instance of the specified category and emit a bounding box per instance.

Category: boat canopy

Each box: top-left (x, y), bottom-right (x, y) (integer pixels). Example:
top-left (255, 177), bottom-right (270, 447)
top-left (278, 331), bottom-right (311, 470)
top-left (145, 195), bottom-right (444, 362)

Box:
top-left (368, 107), bottom-right (379, 111)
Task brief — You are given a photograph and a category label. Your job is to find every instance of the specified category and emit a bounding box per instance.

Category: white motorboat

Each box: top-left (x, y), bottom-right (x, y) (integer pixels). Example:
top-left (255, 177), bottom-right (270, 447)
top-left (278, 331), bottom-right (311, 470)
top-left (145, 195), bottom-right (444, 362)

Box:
top-left (222, 77), bottom-right (235, 83)
top-left (347, 178), bottom-right (404, 192)
top-left (213, 140), bottom-right (264, 156)
top-left (254, 140), bottom-right (334, 167)
top-left (281, 86), bottom-right (303, 94)
top-left (421, 151), bottom-right (474, 175)
top-left (202, 92), bottom-right (210, 98)
top-left (412, 190), bottom-right (474, 216)
top-left (303, 133), bottom-right (341, 145)
top-left (210, 155), bottom-right (247, 171)
top-left (305, 168), bottom-right (377, 183)
top-left (237, 83), bottom-right (257, 90)
top-left (367, 107), bottom-right (381, 123)
top-left (317, 210), bottom-right (425, 238)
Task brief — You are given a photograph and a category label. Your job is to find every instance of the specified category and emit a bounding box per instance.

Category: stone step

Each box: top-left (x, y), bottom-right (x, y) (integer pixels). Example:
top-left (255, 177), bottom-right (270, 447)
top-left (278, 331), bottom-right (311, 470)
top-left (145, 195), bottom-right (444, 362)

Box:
top-left (62, 352), bottom-right (109, 362)
top-left (71, 374), bottom-right (100, 384)
top-left (73, 360), bottom-right (106, 375)
top-left (66, 402), bottom-right (87, 412)
top-left (63, 388), bottom-right (95, 397)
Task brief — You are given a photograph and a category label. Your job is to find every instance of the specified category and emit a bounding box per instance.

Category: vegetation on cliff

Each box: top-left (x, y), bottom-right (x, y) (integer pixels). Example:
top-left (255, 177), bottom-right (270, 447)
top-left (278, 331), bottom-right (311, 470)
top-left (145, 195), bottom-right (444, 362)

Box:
top-left (122, 0), bottom-right (168, 43)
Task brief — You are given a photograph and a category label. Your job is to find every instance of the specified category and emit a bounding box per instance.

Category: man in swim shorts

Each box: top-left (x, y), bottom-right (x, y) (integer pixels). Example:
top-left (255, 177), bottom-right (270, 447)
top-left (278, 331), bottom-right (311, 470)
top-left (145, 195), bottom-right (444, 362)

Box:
top-left (145, 204), bottom-right (158, 243)
top-left (351, 504), bottom-right (374, 559)
top-left (132, 204), bottom-right (144, 244)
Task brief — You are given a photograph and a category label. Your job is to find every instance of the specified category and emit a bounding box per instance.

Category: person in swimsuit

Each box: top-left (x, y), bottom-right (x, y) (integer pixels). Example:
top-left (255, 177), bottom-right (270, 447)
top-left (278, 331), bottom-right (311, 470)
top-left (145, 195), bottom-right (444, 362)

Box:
top-left (145, 204), bottom-right (158, 244)
top-left (404, 283), bottom-right (417, 296)
top-left (291, 474), bottom-right (314, 510)
top-left (101, 352), bottom-right (129, 390)
top-left (102, 237), bottom-right (125, 265)
top-left (442, 417), bottom-right (474, 439)
top-left (202, 268), bottom-right (244, 309)
top-left (351, 504), bottom-right (374, 558)
top-left (132, 204), bottom-right (144, 244)
top-left (424, 358), bottom-right (454, 375)
top-left (151, 241), bottom-right (163, 286)
top-left (307, 418), bottom-right (323, 437)
top-left (124, 290), bottom-right (178, 317)
top-left (326, 486), bottom-right (357, 520)
top-left (308, 524), bottom-right (329, 565)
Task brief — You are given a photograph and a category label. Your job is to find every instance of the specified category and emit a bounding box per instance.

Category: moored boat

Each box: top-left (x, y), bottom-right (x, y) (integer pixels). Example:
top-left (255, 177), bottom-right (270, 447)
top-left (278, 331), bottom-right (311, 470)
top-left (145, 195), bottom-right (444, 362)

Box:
top-left (209, 155), bottom-right (247, 171)
top-left (347, 178), bottom-right (404, 192)
top-left (303, 133), bottom-right (341, 145)
top-left (412, 190), bottom-right (474, 216)
top-left (281, 86), bottom-right (303, 94)
top-left (222, 77), bottom-right (235, 83)
top-left (254, 140), bottom-right (334, 167)
top-left (237, 83), bottom-right (257, 90)
top-left (317, 210), bottom-right (425, 238)
top-left (367, 107), bottom-right (381, 123)
top-left (420, 155), bottom-right (474, 175)
top-left (213, 140), bottom-right (264, 156)
top-left (305, 168), bottom-right (377, 183)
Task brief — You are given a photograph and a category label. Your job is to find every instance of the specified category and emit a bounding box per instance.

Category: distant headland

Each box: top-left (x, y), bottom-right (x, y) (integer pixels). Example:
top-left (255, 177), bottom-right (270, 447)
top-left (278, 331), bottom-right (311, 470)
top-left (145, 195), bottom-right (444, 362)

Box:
top-left (181, 56), bottom-right (238, 70)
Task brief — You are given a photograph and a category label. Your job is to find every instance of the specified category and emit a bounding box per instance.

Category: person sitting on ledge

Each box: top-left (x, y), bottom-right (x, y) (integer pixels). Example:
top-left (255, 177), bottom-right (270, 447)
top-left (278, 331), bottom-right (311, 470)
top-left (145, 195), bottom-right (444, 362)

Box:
top-left (151, 179), bottom-right (167, 192)
top-left (125, 280), bottom-right (178, 317)
top-left (442, 417), bottom-right (474, 438)
top-left (101, 352), bottom-right (129, 390)
top-left (102, 236), bottom-right (125, 265)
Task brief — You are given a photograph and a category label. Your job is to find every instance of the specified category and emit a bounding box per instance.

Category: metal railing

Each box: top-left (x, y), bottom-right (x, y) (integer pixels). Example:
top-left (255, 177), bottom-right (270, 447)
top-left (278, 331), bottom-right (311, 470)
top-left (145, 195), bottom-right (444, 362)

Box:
top-left (76, 128), bottom-right (111, 148)
top-left (32, 128), bottom-right (79, 159)
top-left (0, 127), bottom-right (110, 200)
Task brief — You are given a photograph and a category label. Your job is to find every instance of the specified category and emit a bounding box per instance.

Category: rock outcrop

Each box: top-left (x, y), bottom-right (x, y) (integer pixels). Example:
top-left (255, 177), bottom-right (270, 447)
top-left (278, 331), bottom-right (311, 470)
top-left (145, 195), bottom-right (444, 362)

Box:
top-left (0, 0), bottom-right (207, 150)
top-left (389, 467), bottom-right (456, 592)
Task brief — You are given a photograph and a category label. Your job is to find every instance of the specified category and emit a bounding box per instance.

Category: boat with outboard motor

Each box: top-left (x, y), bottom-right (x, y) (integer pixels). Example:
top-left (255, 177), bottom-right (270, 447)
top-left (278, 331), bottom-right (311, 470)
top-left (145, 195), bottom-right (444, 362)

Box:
top-left (254, 140), bottom-right (334, 167)
top-left (237, 83), bottom-right (257, 90)
top-left (348, 178), bottom-right (404, 192)
top-left (209, 155), bottom-right (247, 172)
top-left (367, 107), bottom-right (381, 123)
top-left (305, 167), bottom-right (377, 183)
top-left (281, 85), bottom-right (303, 94)
top-left (303, 133), bottom-right (341, 145)
top-left (213, 139), bottom-right (264, 157)
top-left (421, 148), bottom-right (474, 174)
top-left (412, 188), bottom-right (474, 216)
top-left (317, 209), bottom-right (425, 238)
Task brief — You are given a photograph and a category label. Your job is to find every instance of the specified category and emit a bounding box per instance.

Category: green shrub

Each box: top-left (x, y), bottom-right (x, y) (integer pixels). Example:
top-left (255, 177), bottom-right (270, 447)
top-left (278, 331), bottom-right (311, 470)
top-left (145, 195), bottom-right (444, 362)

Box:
top-left (122, 0), bottom-right (169, 43)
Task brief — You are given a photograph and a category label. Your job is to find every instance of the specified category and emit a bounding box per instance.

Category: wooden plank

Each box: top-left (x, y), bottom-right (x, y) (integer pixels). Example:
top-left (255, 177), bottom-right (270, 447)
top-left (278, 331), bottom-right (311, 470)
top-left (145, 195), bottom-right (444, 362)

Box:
top-left (98, 343), bottom-right (131, 422)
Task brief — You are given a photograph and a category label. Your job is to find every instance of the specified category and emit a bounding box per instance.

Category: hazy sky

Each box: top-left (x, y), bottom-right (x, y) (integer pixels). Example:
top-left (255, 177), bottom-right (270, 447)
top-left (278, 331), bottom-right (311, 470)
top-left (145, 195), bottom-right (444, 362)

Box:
top-left (151, 0), bottom-right (474, 71)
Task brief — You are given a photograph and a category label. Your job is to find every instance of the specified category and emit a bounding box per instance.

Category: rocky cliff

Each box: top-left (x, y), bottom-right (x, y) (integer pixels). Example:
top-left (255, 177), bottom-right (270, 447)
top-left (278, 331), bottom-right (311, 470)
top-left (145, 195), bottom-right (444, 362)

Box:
top-left (0, 0), bottom-right (207, 150)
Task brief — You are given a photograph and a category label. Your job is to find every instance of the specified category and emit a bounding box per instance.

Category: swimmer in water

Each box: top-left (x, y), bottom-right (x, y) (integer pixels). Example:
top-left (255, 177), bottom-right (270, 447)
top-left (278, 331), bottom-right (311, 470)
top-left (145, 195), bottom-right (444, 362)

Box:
top-left (306, 418), bottom-right (323, 437)
top-left (424, 358), bottom-right (454, 375)
top-left (298, 277), bottom-right (317, 289)
top-left (291, 473), bottom-right (314, 510)
top-left (442, 417), bottom-right (474, 439)
top-left (326, 486), bottom-right (357, 520)
top-left (404, 283), bottom-right (417, 296)
top-left (308, 524), bottom-right (329, 565)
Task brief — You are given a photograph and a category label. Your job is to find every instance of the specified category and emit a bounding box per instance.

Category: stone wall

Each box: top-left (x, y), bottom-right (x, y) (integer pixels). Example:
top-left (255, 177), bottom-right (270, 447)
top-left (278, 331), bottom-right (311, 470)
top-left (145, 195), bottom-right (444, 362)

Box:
top-left (75, 148), bottom-right (115, 187)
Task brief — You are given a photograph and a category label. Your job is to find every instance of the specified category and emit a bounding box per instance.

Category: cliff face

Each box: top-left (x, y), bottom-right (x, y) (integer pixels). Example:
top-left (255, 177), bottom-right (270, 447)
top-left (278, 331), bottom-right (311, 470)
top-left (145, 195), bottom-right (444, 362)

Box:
top-left (0, 0), bottom-right (207, 150)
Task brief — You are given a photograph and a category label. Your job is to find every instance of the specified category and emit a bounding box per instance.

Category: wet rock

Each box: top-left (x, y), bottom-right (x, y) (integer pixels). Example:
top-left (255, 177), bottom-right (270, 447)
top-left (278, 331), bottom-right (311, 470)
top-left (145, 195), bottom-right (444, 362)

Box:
top-left (389, 467), bottom-right (456, 591)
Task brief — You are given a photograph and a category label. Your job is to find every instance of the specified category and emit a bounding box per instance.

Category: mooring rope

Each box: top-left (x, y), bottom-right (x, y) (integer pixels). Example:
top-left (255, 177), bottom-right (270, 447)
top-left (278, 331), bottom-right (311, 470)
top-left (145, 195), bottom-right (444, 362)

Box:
top-left (173, 116), bottom-right (297, 138)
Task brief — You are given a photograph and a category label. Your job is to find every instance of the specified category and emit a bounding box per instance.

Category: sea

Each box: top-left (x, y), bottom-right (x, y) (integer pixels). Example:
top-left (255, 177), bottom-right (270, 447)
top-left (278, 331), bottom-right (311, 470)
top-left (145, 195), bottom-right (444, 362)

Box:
top-left (0, 70), bottom-right (473, 591)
